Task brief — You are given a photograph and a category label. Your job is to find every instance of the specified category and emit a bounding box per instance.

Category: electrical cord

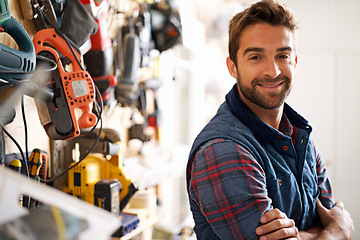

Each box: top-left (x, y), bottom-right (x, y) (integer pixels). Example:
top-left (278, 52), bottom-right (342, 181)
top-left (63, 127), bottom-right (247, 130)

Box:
top-left (20, 95), bottom-right (30, 163)
top-left (0, 122), bottom-right (29, 178)
top-left (40, 82), bottom-right (104, 184)
top-left (40, 118), bottom-right (103, 184)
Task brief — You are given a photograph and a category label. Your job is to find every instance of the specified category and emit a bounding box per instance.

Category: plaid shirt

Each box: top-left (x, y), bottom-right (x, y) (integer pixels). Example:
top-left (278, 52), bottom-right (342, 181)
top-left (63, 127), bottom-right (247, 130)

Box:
top-left (187, 85), bottom-right (334, 240)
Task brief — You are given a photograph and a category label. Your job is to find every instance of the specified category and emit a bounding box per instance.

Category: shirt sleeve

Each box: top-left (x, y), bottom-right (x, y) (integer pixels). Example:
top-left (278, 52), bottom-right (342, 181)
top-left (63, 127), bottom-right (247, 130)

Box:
top-left (312, 140), bottom-right (335, 209)
top-left (189, 138), bottom-right (272, 240)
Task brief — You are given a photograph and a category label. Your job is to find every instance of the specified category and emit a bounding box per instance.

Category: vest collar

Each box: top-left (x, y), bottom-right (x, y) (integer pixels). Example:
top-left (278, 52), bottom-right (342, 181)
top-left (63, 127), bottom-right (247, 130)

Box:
top-left (225, 84), bottom-right (312, 143)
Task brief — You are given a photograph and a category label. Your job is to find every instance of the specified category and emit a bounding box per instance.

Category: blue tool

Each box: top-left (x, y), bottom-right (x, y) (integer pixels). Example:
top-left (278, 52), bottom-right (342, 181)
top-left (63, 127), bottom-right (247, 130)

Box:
top-left (0, 0), bottom-right (36, 85)
top-left (0, 0), bottom-right (10, 25)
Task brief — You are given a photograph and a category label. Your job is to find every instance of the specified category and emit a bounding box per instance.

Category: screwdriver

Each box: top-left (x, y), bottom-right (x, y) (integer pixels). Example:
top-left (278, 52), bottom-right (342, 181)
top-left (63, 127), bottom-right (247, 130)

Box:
top-left (39, 151), bottom-right (49, 183)
top-left (26, 148), bottom-right (43, 209)
top-left (28, 148), bottom-right (43, 180)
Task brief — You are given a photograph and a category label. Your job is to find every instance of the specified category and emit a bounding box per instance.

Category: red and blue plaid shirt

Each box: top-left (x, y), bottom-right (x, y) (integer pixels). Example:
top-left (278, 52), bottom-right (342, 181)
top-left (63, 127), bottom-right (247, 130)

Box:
top-left (187, 85), bottom-right (334, 239)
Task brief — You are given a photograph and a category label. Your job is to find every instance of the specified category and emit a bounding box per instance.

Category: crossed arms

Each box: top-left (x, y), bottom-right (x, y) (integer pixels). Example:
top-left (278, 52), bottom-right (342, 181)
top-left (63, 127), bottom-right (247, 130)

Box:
top-left (256, 199), bottom-right (353, 240)
top-left (190, 139), bottom-right (354, 239)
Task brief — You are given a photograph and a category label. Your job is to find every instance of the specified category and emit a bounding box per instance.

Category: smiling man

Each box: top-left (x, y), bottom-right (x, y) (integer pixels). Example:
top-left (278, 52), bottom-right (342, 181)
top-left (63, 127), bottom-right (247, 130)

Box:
top-left (186, 0), bottom-right (354, 239)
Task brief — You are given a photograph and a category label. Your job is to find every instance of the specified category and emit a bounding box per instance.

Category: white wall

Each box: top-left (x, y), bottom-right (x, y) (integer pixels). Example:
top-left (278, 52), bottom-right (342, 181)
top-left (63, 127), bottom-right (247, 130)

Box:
top-left (285, 0), bottom-right (360, 238)
top-left (174, 0), bottom-right (360, 237)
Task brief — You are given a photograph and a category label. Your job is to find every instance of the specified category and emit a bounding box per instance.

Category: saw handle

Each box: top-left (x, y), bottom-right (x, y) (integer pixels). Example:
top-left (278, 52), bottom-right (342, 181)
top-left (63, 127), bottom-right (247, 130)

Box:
top-left (0, 17), bottom-right (36, 81)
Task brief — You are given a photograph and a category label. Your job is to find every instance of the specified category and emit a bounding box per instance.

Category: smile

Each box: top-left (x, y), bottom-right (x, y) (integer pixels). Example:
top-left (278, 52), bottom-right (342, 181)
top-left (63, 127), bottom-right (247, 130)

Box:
top-left (258, 82), bottom-right (284, 88)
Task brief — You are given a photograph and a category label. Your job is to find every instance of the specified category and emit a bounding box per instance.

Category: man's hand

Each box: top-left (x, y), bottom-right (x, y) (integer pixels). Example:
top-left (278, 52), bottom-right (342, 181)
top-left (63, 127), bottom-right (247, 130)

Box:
top-left (255, 208), bottom-right (300, 240)
top-left (315, 199), bottom-right (354, 240)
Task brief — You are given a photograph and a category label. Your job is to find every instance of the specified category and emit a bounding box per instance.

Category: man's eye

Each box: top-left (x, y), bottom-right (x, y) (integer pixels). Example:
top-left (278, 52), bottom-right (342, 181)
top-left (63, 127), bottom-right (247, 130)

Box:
top-left (278, 54), bottom-right (289, 59)
top-left (250, 56), bottom-right (260, 60)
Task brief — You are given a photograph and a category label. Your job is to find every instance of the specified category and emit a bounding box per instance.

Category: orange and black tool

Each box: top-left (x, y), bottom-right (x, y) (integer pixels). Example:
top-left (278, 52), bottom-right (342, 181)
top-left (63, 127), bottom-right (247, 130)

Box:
top-left (33, 28), bottom-right (98, 140)
top-left (23, 148), bottom-right (43, 209)
top-left (39, 151), bottom-right (49, 182)
top-left (28, 148), bottom-right (43, 179)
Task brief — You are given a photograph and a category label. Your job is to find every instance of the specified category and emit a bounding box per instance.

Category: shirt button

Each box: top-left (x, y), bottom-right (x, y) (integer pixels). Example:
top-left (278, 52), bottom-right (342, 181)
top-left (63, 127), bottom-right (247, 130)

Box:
top-left (278, 179), bottom-right (282, 186)
top-left (282, 145), bottom-right (289, 151)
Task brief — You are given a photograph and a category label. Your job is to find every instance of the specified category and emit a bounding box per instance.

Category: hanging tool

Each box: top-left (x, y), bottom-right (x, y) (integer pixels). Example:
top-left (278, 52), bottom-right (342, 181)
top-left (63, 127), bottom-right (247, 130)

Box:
top-left (81, 0), bottom-right (117, 106)
top-left (28, 148), bottom-right (43, 180)
top-left (0, 0), bottom-right (36, 89)
top-left (33, 28), bottom-right (98, 140)
top-left (149, 0), bottom-right (182, 52)
top-left (115, 16), bottom-right (140, 107)
top-left (59, 0), bottom-right (98, 49)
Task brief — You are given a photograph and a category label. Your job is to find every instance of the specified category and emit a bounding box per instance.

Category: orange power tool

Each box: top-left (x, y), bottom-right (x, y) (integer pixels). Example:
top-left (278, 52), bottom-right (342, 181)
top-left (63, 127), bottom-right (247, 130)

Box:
top-left (32, 28), bottom-right (98, 140)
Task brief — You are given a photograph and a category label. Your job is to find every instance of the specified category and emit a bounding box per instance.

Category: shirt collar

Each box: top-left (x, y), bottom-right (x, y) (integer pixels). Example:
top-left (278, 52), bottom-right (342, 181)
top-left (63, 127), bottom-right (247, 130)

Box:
top-left (279, 114), bottom-right (293, 137)
top-left (225, 84), bottom-right (312, 143)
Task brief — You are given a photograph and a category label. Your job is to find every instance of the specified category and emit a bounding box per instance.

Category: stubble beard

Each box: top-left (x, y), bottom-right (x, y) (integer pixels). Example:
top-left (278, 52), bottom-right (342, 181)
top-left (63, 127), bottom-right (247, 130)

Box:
top-left (237, 73), bottom-right (292, 110)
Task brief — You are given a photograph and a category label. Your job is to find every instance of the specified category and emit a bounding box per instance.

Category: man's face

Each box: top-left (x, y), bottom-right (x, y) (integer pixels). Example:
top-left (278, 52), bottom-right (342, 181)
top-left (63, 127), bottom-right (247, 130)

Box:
top-left (227, 23), bottom-right (297, 110)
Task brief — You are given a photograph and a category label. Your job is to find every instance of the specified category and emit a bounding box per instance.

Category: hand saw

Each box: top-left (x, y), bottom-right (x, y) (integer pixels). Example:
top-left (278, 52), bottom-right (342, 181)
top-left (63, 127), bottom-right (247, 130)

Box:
top-left (33, 28), bottom-right (98, 140)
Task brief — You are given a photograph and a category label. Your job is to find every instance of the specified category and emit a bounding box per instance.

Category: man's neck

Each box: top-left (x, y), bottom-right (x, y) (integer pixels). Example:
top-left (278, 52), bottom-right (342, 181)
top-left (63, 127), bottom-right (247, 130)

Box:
top-left (241, 97), bottom-right (284, 130)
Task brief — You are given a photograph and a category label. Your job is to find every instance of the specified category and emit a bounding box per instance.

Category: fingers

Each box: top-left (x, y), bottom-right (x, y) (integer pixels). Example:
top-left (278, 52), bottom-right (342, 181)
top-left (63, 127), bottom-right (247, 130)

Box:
top-left (259, 208), bottom-right (286, 224)
top-left (256, 209), bottom-right (299, 239)
top-left (258, 226), bottom-right (299, 240)
top-left (256, 216), bottom-right (296, 235)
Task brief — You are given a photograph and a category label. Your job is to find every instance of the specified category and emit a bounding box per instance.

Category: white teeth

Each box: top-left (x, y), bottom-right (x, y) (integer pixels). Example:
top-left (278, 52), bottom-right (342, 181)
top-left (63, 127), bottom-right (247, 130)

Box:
top-left (260, 83), bottom-right (282, 88)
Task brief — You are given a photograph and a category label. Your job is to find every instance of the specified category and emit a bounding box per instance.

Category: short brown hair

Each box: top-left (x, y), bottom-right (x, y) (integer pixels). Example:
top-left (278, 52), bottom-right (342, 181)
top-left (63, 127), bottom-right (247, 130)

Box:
top-left (228, 0), bottom-right (298, 66)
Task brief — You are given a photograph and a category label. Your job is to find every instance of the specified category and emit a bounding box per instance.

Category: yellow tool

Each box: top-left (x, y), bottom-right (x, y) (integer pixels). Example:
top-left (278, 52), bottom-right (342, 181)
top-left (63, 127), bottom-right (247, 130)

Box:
top-left (9, 159), bottom-right (22, 173)
top-left (68, 143), bottom-right (137, 212)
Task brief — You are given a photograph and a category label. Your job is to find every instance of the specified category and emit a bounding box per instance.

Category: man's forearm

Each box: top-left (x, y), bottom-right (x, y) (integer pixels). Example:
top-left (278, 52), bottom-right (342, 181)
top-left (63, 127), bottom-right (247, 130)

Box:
top-left (313, 223), bottom-right (352, 240)
top-left (299, 226), bottom-right (322, 239)
top-left (300, 223), bottom-right (352, 240)
top-left (315, 200), bottom-right (354, 240)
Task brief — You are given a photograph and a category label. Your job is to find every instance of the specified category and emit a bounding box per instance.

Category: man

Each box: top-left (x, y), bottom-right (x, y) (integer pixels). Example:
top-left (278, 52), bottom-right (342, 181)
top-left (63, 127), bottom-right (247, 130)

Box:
top-left (186, 0), bottom-right (354, 239)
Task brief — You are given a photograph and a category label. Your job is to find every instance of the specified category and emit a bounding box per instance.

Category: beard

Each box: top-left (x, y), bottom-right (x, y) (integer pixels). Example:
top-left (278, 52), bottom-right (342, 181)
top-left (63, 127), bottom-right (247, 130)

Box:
top-left (237, 72), bottom-right (292, 110)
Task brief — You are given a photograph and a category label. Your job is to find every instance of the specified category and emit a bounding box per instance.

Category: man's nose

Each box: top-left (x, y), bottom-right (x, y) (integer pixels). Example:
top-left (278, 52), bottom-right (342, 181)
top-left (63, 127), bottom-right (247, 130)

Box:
top-left (263, 59), bottom-right (281, 79)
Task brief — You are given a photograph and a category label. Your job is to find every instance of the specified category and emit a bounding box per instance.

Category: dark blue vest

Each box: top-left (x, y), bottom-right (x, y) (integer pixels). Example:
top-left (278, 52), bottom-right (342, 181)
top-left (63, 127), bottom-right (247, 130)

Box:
top-left (187, 85), bottom-right (324, 239)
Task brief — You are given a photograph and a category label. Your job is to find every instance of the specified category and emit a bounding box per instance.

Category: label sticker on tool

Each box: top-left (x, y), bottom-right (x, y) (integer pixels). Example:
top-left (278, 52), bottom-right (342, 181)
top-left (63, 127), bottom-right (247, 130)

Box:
top-left (72, 80), bottom-right (88, 98)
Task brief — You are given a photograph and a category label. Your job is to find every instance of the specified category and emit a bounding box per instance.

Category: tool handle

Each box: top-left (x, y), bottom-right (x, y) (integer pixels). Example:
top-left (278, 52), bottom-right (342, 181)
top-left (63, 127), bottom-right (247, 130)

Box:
top-left (28, 148), bottom-right (43, 179)
top-left (0, 17), bottom-right (36, 81)
top-left (33, 28), bottom-right (82, 71)
top-left (39, 151), bottom-right (49, 181)
top-left (9, 159), bottom-right (22, 173)
top-left (0, 0), bottom-right (10, 25)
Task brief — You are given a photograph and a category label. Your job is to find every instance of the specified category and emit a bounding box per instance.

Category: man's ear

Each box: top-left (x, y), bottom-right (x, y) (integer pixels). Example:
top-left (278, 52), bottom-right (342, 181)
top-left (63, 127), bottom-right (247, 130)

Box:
top-left (226, 56), bottom-right (237, 79)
